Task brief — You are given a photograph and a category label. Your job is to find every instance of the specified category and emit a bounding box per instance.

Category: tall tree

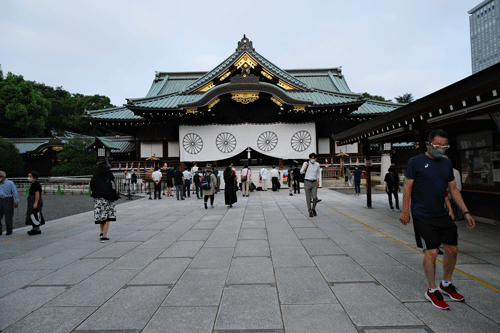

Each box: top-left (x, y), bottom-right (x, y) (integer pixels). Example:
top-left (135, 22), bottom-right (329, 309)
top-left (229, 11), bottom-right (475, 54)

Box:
top-left (362, 93), bottom-right (392, 102)
top-left (50, 136), bottom-right (96, 176)
top-left (0, 136), bottom-right (24, 177)
top-left (395, 93), bottom-right (414, 104)
top-left (0, 73), bottom-right (51, 137)
top-left (0, 64), bottom-right (4, 81)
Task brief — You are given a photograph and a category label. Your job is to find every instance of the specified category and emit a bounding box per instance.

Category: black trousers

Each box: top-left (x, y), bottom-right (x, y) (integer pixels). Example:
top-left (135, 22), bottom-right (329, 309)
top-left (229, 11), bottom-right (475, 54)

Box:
top-left (154, 182), bottom-right (162, 198)
top-left (204, 194), bottom-right (214, 205)
top-left (272, 177), bottom-right (279, 191)
top-left (293, 180), bottom-right (300, 193)
top-left (0, 197), bottom-right (14, 234)
top-left (387, 190), bottom-right (399, 209)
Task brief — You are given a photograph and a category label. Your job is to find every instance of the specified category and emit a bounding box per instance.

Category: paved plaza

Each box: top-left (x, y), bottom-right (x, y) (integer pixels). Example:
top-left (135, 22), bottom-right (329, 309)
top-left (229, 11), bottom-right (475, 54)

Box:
top-left (1, 189), bottom-right (500, 333)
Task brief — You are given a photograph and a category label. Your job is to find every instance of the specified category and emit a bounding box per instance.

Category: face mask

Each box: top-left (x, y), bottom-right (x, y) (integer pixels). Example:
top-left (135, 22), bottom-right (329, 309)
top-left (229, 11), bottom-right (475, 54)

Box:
top-left (310, 159), bottom-right (315, 164)
top-left (28, 177), bottom-right (34, 182)
top-left (429, 146), bottom-right (446, 159)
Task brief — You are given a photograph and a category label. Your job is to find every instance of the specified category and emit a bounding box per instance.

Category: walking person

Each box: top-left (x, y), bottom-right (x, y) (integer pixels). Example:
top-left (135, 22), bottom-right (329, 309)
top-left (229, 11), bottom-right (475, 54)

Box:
top-left (259, 166), bottom-right (268, 191)
top-left (240, 164), bottom-right (251, 197)
top-left (400, 129), bottom-right (475, 310)
top-left (172, 166), bottom-right (185, 200)
top-left (384, 166), bottom-right (401, 211)
top-left (287, 165), bottom-right (294, 196)
top-left (224, 166), bottom-right (237, 208)
top-left (90, 160), bottom-right (119, 243)
top-left (0, 171), bottom-right (19, 235)
top-left (301, 153), bottom-right (321, 217)
top-left (131, 170), bottom-right (137, 193)
top-left (270, 165), bottom-right (280, 191)
top-left (182, 167), bottom-right (192, 198)
top-left (165, 165), bottom-right (174, 197)
top-left (292, 164), bottom-right (301, 194)
top-left (193, 170), bottom-right (203, 199)
top-left (203, 164), bottom-right (217, 209)
top-left (152, 167), bottom-right (162, 199)
top-left (352, 166), bottom-right (363, 196)
top-left (25, 171), bottom-right (45, 235)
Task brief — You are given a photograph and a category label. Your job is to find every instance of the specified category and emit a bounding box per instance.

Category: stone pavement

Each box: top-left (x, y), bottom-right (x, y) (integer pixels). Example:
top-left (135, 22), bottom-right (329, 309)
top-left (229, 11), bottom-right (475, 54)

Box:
top-left (1, 189), bottom-right (500, 333)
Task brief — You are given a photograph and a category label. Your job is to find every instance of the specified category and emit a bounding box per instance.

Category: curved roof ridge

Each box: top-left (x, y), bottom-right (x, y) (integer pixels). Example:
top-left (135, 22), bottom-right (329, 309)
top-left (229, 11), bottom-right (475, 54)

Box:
top-left (86, 105), bottom-right (128, 115)
top-left (248, 49), bottom-right (311, 90)
top-left (181, 50), bottom-right (241, 93)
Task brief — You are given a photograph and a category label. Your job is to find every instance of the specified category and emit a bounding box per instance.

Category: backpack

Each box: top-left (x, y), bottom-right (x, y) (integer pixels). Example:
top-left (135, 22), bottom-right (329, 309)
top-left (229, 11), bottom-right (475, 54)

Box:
top-left (201, 172), bottom-right (211, 190)
top-left (241, 168), bottom-right (248, 182)
top-left (193, 173), bottom-right (200, 183)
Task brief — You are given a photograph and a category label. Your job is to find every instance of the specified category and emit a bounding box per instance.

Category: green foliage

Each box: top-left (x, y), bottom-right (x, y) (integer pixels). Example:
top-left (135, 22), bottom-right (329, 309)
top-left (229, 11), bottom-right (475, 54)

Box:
top-left (395, 93), bottom-right (414, 104)
top-left (31, 82), bottom-right (115, 136)
top-left (0, 65), bottom-right (4, 81)
top-left (0, 136), bottom-right (24, 177)
top-left (51, 136), bottom-right (96, 176)
top-left (362, 93), bottom-right (392, 103)
top-left (0, 73), bottom-right (51, 137)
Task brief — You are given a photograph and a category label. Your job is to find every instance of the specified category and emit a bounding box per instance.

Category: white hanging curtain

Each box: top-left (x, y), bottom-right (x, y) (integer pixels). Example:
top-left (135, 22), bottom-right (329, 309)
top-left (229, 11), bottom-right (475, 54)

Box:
top-left (179, 122), bottom-right (316, 162)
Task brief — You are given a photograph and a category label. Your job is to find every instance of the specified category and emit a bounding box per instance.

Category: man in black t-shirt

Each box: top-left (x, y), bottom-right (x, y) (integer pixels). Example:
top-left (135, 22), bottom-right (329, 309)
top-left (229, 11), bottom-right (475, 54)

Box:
top-left (165, 167), bottom-right (174, 197)
top-left (384, 166), bottom-right (400, 211)
top-left (400, 129), bottom-right (475, 310)
top-left (351, 166), bottom-right (363, 196)
top-left (172, 166), bottom-right (185, 201)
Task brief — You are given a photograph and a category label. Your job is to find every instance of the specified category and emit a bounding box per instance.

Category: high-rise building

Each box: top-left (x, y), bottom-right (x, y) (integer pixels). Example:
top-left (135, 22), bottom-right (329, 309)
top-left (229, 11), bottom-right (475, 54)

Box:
top-left (469, 0), bottom-right (500, 73)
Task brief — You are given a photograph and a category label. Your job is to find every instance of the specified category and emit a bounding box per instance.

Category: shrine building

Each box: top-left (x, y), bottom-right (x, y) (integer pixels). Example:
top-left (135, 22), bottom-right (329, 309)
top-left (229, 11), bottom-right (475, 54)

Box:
top-left (87, 36), bottom-right (404, 167)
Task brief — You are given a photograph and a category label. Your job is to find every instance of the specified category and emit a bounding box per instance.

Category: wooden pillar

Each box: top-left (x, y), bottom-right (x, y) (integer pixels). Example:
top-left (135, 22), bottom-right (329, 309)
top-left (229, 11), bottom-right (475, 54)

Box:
top-left (418, 130), bottom-right (427, 154)
top-left (362, 139), bottom-right (372, 208)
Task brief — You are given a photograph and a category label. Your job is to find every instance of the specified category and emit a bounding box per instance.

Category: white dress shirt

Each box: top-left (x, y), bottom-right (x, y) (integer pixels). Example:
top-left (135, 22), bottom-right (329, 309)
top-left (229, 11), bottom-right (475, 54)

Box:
top-left (260, 168), bottom-right (268, 179)
top-left (301, 161), bottom-right (321, 181)
top-left (152, 170), bottom-right (162, 182)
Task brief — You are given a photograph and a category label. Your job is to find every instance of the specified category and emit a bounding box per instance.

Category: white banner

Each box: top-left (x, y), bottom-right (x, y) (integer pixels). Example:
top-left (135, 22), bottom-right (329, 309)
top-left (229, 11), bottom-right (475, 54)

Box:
top-left (179, 122), bottom-right (316, 162)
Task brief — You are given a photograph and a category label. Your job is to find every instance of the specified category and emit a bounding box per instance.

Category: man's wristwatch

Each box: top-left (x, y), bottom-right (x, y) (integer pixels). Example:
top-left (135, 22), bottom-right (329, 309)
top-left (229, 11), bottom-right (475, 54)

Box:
top-left (463, 211), bottom-right (471, 216)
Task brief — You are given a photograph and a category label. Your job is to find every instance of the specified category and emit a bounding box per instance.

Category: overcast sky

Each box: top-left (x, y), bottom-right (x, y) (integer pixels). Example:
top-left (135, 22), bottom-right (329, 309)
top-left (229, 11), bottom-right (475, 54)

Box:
top-left (1, 0), bottom-right (478, 106)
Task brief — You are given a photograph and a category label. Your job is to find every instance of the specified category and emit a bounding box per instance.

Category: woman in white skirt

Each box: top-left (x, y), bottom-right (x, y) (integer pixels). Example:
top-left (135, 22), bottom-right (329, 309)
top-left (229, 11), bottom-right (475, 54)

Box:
top-left (90, 160), bottom-right (119, 243)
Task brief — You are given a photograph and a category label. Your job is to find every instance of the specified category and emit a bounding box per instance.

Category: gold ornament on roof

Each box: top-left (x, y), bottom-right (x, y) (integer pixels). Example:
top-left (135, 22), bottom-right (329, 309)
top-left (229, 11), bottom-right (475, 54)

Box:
top-left (196, 81), bottom-right (215, 93)
top-left (234, 53), bottom-right (257, 70)
top-left (261, 69), bottom-right (273, 80)
top-left (294, 105), bottom-right (306, 111)
top-left (278, 79), bottom-right (298, 91)
top-left (208, 98), bottom-right (220, 109)
top-left (53, 146), bottom-right (63, 151)
top-left (186, 108), bottom-right (198, 114)
top-left (231, 92), bottom-right (259, 104)
top-left (271, 96), bottom-right (283, 106)
top-left (218, 70), bottom-right (231, 82)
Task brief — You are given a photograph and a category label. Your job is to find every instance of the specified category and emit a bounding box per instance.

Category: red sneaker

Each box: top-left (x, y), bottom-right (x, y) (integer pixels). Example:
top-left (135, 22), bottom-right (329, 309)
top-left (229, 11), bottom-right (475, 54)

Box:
top-left (439, 283), bottom-right (465, 301)
top-left (425, 290), bottom-right (450, 310)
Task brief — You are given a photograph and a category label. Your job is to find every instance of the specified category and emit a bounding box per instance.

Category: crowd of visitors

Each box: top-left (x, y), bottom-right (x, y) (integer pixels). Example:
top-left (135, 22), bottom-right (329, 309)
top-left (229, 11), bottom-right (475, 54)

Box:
top-left (1, 131), bottom-right (481, 311)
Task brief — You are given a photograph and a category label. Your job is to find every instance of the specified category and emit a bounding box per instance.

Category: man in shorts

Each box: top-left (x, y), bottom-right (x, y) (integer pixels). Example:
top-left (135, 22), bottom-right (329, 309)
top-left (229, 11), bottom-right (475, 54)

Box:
top-left (400, 129), bottom-right (475, 310)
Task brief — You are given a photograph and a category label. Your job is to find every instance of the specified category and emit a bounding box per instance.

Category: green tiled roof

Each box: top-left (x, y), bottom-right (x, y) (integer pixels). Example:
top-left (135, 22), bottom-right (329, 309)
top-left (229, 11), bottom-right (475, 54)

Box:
top-left (352, 100), bottom-right (402, 115)
top-left (293, 75), bottom-right (339, 92)
top-left (328, 72), bottom-right (352, 94)
top-left (285, 91), bottom-right (361, 105)
top-left (132, 93), bottom-right (203, 109)
top-left (249, 50), bottom-right (311, 90)
top-left (181, 49), bottom-right (311, 93)
top-left (10, 141), bottom-right (45, 154)
top-left (87, 106), bottom-right (143, 121)
top-left (96, 137), bottom-right (120, 150)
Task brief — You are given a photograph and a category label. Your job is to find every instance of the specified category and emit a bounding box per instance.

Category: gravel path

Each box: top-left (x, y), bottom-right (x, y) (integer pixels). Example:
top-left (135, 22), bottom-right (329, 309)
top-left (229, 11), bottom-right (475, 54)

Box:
top-left (5, 194), bottom-right (139, 230)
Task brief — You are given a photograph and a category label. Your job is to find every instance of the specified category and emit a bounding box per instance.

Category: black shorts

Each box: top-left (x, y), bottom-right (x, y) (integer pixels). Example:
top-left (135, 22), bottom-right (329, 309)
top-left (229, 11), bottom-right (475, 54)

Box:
top-left (412, 215), bottom-right (458, 250)
top-left (166, 180), bottom-right (173, 188)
